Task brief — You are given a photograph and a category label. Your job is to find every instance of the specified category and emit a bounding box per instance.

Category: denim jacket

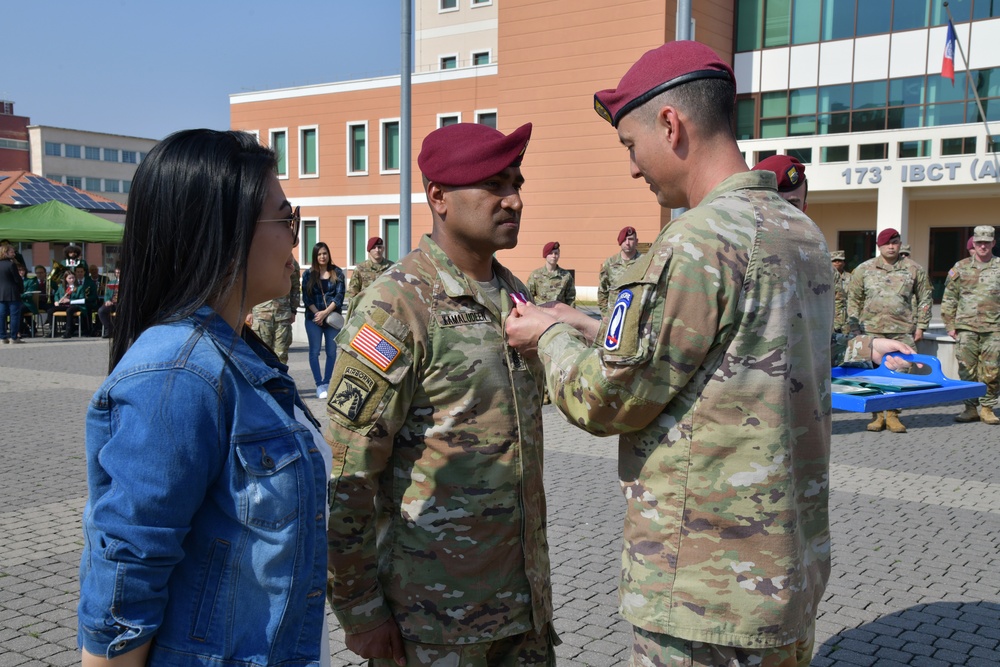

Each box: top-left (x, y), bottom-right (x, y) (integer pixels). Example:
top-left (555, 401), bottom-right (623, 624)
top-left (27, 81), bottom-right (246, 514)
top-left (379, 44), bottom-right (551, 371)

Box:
top-left (78, 306), bottom-right (329, 665)
top-left (301, 266), bottom-right (346, 313)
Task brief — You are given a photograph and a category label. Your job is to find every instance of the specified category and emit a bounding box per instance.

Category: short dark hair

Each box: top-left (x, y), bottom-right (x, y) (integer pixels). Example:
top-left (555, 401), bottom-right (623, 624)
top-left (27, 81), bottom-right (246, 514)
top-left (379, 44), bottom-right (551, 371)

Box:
top-left (110, 129), bottom-right (276, 371)
top-left (634, 78), bottom-right (736, 139)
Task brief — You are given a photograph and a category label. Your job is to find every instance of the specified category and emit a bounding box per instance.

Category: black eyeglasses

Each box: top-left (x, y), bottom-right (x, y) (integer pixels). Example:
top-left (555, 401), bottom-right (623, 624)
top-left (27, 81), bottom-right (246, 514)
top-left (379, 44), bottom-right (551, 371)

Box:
top-left (260, 205), bottom-right (300, 246)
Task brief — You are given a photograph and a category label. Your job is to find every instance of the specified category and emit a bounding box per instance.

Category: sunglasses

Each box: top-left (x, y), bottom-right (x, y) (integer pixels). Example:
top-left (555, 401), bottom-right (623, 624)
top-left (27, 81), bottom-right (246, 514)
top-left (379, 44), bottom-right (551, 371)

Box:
top-left (260, 205), bottom-right (300, 246)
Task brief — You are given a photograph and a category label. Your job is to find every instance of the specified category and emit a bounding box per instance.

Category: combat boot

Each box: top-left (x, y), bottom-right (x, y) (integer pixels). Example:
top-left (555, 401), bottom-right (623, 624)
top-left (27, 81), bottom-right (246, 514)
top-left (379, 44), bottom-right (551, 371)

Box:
top-left (980, 406), bottom-right (1000, 425)
top-left (866, 412), bottom-right (885, 432)
top-left (885, 410), bottom-right (907, 433)
top-left (954, 406), bottom-right (980, 422)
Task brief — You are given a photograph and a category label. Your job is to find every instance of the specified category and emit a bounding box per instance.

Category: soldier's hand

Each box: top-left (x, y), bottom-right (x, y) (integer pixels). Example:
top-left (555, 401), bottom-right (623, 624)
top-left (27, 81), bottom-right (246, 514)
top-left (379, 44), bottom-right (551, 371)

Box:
top-left (914, 328), bottom-right (924, 342)
top-left (344, 619), bottom-right (406, 665)
top-left (948, 329), bottom-right (957, 339)
top-left (871, 338), bottom-right (917, 371)
top-left (505, 302), bottom-right (558, 354)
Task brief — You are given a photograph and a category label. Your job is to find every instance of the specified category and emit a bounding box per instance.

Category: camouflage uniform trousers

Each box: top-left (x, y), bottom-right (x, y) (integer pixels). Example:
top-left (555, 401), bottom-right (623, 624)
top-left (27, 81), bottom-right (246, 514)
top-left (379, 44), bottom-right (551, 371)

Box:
top-left (955, 330), bottom-right (1000, 408)
top-left (631, 626), bottom-right (814, 667)
top-left (252, 318), bottom-right (293, 364)
top-left (371, 627), bottom-right (556, 667)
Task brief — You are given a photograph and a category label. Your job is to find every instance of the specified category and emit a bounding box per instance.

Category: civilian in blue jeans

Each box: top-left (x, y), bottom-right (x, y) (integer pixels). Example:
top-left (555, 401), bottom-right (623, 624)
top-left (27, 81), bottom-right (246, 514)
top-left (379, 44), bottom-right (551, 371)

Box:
top-left (302, 241), bottom-right (345, 399)
top-left (0, 243), bottom-right (24, 344)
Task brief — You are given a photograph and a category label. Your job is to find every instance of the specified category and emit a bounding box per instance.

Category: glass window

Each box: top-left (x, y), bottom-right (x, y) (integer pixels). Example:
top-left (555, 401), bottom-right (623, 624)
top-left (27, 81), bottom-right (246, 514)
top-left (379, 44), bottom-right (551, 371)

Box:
top-left (859, 143), bottom-right (888, 160)
top-left (473, 51), bottom-right (490, 66)
top-left (787, 147), bottom-right (812, 164)
top-left (764, 0), bottom-right (791, 47)
top-left (85, 146), bottom-right (101, 160)
top-left (65, 176), bottom-right (82, 188)
top-left (898, 140), bottom-right (931, 158)
top-left (974, 67), bottom-right (1000, 98)
top-left (85, 177), bottom-right (101, 191)
top-left (350, 219), bottom-right (367, 265)
top-left (349, 124), bottom-right (366, 173)
top-left (791, 0), bottom-right (820, 44)
top-left (760, 119), bottom-right (787, 138)
top-left (121, 150), bottom-right (137, 164)
top-left (736, 0), bottom-right (763, 52)
top-left (856, 0), bottom-right (891, 37)
top-left (973, 0), bottom-right (1000, 19)
top-left (761, 91), bottom-right (788, 117)
top-left (788, 115), bottom-right (817, 135)
top-left (64, 144), bottom-right (81, 158)
top-left (818, 112), bottom-right (850, 134)
top-left (301, 128), bottom-right (318, 175)
top-left (853, 80), bottom-right (887, 109)
top-left (139, 152), bottom-right (148, 162)
top-left (271, 130), bottom-right (287, 176)
top-left (44, 142), bottom-right (61, 156)
top-left (926, 102), bottom-right (967, 126)
top-left (819, 84), bottom-right (851, 113)
top-left (440, 56), bottom-right (457, 69)
top-left (440, 0), bottom-right (457, 9)
top-left (886, 105), bottom-right (924, 129)
top-left (104, 180), bottom-right (120, 193)
top-left (893, 0), bottom-right (929, 31)
top-left (941, 0), bottom-right (973, 23)
top-left (928, 72), bottom-right (968, 104)
top-left (968, 100), bottom-right (1000, 123)
top-left (383, 218), bottom-right (401, 262)
top-left (735, 98), bottom-right (756, 139)
top-left (382, 121), bottom-right (400, 171)
top-left (889, 77), bottom-right (925, 106)
top-left (851, 108), bottom-right (886, 132)
top-left (476, 111), bottom-right (497, 128)
top-left (123, 180), bottom-right (131, 194)
top-left (941, 137), bottom-right (976, 155)
top-left (439, 115), bottom-right (460, 128)
top-left (822, 0), bottom-right (855, 41)
top-left (789, 88), bottom-right (817, 115)
top-left (103, 148), bottom-right (119, 162)
top-left (301, 221), bottom-right (317, 265)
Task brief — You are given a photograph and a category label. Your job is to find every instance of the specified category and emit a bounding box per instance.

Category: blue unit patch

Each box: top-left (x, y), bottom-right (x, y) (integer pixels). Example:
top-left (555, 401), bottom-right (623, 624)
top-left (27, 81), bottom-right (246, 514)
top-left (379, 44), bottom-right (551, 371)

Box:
top-left (604, 289), bottom-right (633, 351)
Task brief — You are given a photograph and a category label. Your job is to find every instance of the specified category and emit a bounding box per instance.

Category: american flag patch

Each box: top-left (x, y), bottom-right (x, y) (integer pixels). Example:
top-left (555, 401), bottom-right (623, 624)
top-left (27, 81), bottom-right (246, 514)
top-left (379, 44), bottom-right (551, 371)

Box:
top-left (350, 324), bottom-right (400, 371)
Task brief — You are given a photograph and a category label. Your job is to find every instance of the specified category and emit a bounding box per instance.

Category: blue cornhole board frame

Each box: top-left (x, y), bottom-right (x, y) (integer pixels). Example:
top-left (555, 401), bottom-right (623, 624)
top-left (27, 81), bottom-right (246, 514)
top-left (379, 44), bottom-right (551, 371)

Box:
top-left (831, 353), bottom-right (986, 412)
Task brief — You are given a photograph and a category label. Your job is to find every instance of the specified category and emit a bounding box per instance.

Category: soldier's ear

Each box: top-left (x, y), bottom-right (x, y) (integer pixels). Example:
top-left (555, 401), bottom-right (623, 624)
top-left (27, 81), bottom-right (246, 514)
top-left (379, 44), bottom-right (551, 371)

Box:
top-left (427, 181), bottom-right (448, 217)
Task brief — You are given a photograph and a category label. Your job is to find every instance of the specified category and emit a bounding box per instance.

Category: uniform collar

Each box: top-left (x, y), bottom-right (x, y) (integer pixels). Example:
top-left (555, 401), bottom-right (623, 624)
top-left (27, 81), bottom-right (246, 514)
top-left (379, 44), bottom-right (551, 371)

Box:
top-left (419, 235), bottom-right (519, 320)
top-left (694, 170), bottom-right (776, 208)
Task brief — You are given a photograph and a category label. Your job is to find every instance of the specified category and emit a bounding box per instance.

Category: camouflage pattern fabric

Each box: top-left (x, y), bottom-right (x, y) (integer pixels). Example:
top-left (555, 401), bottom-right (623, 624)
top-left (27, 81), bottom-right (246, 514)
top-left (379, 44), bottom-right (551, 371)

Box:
top-left (833, 268), bottom-right (852, 334)
top-left (325, 234), bottom-right (551, 645)
top-left (534, 171), bottom-right (841, 648)
top-left (598, 251), bottom-right (642, 315)
top-left (631, 625), bottom-right (814, 667)
top-left (251, 259), bottom-right (300, 364)
top-left (370, 626), bottom-right (556, 667)
top-left (847, 256), bottom-right (931, 335)
top-left (941, 256), bottom-right (1000, 407)
top-left (347, 257), bottom-right (393, 300)
top-left (526, 266), bottom-right (576, 306)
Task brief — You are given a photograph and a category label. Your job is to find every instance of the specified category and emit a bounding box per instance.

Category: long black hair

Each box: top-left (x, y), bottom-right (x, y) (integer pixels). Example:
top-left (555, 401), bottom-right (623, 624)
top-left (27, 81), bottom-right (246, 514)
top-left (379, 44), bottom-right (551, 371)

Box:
top-left (306, 241), bottom-right (337, 295)
top-left (110, 129), bottom-right (276, 371)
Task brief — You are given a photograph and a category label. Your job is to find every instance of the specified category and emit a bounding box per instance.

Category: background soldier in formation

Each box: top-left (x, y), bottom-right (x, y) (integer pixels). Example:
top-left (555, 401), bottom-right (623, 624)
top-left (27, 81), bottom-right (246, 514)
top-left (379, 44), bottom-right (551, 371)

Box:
top-left (597, 225), bottom-right (640, 316)
top-left (752, 154), bottom-right (808, 212)
top-left (848, 227), bottom-right (932, 433)
top-left (941, 225), bottom-right (1000, 425)
top-left (249, 257), bottom-right (300, 364)
top-left (347, 236), bottom-right (392, 302)
top-left (832, 250), bottom-right (852, 334)
top-left (325, 122), bottom-right (554, 666)
top-left (526, 241), bottom-right (575, 306)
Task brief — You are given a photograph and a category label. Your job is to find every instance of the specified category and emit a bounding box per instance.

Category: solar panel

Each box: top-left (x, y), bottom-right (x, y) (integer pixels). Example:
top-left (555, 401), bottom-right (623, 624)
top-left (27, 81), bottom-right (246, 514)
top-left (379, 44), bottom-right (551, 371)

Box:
top-left (11, 176), bottom-right (125, 212)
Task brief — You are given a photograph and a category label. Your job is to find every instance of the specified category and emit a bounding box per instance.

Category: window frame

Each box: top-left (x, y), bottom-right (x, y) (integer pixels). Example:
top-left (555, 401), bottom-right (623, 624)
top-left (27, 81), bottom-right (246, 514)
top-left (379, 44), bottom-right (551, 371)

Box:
top-left (437, 112), bottom-right (462, 128)
top-left (85, 146), bottom-right (101, 160)
top-left (270, 128), bottom-right (289, 179)
top-left (346, 216), bottom-right (370, 268)
top-left (299, 125), bottom-right (319, 179)
top-left (439, 54), bottom-right (459, 70)
top-left (471, 49), bottom-right (491, 66)
top-left (103, 148), bottom-right (120, 163)
top-left (64, 144), bottom-right (81, 159)
top-left (300, 217), bottom-right (319, 267)
top-left (44, 142), bottom-right (62, 157)
top-left (121, 150), bottom-right (137, 164)
top-left (380, 216), bottom-right (402, 263)
top-left (439, 0), bottom-right (458, 12)
top-left (379, 118), bottom-right (401, 174)
top-left (346, 121), bottom-right (369, 176)
top-left (474, 109), bottom-right (497, 128)
top-left (470, 0), bottom-right (492, 6)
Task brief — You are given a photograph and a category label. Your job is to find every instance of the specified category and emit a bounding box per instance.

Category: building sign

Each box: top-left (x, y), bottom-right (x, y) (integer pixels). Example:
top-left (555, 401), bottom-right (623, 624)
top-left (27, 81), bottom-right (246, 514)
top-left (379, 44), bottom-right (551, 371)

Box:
top-left (840, 158), bottom-right (1000, 186)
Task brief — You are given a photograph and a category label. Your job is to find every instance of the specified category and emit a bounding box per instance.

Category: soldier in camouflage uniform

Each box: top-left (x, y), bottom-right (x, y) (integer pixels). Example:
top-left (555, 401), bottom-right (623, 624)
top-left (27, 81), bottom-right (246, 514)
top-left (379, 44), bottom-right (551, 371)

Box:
top-left (847, 227), bottom-right (932, 433)
top-left (325, 122), bottom-right (554, 666)
top-left (506, 42), bottom-right (911, 667)
top-left (597, 226), bottom-right (641, 316)
top-left (527, 241), bottom-right (575, 306)
top-left (831, 251), bottom-right (852, 334)
top-left (941, 225), bottom-right (1000, 425)
top-left (249, 257), bottom-right (300, 364)
top-left (347, 236), bottom-right (392, 302)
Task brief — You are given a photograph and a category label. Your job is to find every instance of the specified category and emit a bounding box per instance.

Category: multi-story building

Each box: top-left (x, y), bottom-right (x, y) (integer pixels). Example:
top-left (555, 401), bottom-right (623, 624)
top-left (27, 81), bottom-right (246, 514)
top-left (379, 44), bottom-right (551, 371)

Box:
top-left (230, 0), bottom-right (1000, 301)
top-left (28, 126), bottom-right (158, 205)
top-left (0, 101), bottom-right (31, 171)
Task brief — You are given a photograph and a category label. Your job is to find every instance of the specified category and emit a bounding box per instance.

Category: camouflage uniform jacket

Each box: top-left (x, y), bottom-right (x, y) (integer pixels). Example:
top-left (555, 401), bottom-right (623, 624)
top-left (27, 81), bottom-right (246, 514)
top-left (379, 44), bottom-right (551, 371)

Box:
top-left (536, 172), bottom-right (838, 648)
top-left (251, 259), bottom-right (301, 322)
top-left (598, 251), bottom-right (642, 315)
top-left (941, 256), bottom-right (1000, 332)
top-left (833, 268), bottom-right (852, 333)
top-left (347, 257), bottom-right (393, 300)
top-left (325, 234), bottom-right (551, 644)
top-left (847, 255), bottom-right (931, 334)
top-left (526, 265), bottom-right (576, 306)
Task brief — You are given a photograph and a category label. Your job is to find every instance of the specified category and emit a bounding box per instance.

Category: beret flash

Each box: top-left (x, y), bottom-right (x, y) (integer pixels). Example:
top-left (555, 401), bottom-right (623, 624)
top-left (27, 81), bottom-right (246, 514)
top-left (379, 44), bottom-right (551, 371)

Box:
top-left (752, 155), bottom-right (806, 192)
top-left (876, 228), bottom-right (901, 246)
top-left (367, 237), bottom-right (383, 252)
top-left (617, 226), bottom-right (636, 245)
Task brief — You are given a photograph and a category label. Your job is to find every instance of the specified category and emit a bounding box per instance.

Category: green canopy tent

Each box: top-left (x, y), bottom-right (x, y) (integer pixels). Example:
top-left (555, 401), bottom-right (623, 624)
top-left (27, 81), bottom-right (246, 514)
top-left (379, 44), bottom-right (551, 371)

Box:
top-left (0, 199), bottom-right (124, 243)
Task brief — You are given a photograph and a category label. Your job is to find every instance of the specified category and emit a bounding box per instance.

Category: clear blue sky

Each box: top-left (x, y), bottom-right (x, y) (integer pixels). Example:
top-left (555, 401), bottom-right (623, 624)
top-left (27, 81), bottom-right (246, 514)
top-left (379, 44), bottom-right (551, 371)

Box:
top-left (4, 1), bottom-right (406, 140)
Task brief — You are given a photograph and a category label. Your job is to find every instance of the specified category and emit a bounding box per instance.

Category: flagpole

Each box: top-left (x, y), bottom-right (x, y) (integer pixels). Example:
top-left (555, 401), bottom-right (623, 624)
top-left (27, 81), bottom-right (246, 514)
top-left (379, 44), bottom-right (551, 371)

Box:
top-left (943, 2), bottom-right (998, 159)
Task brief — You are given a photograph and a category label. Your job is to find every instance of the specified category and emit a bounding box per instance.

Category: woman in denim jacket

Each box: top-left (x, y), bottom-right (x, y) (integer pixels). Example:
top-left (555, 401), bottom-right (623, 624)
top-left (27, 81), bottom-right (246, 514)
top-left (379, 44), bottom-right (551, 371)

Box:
top-left (78, 130), bottom-right (331, 667)
top-left (300, 241), bottom-right (345, 399)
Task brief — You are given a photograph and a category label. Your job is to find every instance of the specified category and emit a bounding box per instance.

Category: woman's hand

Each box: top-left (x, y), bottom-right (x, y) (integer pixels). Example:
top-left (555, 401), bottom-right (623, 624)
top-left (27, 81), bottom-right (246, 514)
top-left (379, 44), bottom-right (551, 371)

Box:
top-left (312, 310), bottom-right (326, 325)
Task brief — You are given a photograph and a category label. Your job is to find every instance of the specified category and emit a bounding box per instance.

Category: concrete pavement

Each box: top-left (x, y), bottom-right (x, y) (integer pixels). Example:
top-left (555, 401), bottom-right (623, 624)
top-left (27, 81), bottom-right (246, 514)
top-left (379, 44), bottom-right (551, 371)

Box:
top-left (1, 335), bottom-right (998, 666)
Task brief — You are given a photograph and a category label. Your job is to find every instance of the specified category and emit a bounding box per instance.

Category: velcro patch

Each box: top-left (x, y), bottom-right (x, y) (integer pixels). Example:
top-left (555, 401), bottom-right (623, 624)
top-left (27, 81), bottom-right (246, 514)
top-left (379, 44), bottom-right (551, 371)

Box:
top-left (604, 289), bottom-right (633, 351)
top-left (328, 366), bottom-right (376, 422)
top-left (438, 310), bottom-right (490, 327)
top-left (350, 323), bottom-right (400, 371)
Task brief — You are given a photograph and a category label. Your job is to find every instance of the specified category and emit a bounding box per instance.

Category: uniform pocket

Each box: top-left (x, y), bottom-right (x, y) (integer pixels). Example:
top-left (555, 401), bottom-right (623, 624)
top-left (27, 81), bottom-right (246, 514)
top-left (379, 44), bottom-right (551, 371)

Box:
top-left (234, 434), bottom-right (303, 531)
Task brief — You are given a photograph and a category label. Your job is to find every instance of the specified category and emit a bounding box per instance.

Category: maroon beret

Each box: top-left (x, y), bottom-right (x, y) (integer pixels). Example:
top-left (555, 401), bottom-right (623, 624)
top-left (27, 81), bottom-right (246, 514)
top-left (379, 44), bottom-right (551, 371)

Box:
top-left (617, 226), bottom-right (637, 245)
top-left (752, 155), bottom-right (806, 192)
top-left (876, 228), bottom-right (901, 246)
top-left (418, 122), bottom-right (532, 186)
top-left (968, 237), bottom-right (976, 250)
top-left (594, 41), bottom-right (735, 127)
top-left (542, 241), bottom-right (560, 257)
top-left (367, 237), bottom-right (384, 252)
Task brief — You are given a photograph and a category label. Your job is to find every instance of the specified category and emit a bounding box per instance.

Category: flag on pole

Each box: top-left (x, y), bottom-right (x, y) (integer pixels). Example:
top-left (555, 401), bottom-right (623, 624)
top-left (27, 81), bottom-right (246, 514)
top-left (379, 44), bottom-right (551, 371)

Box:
top-left (942, 20), bottom-right (957, 84)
